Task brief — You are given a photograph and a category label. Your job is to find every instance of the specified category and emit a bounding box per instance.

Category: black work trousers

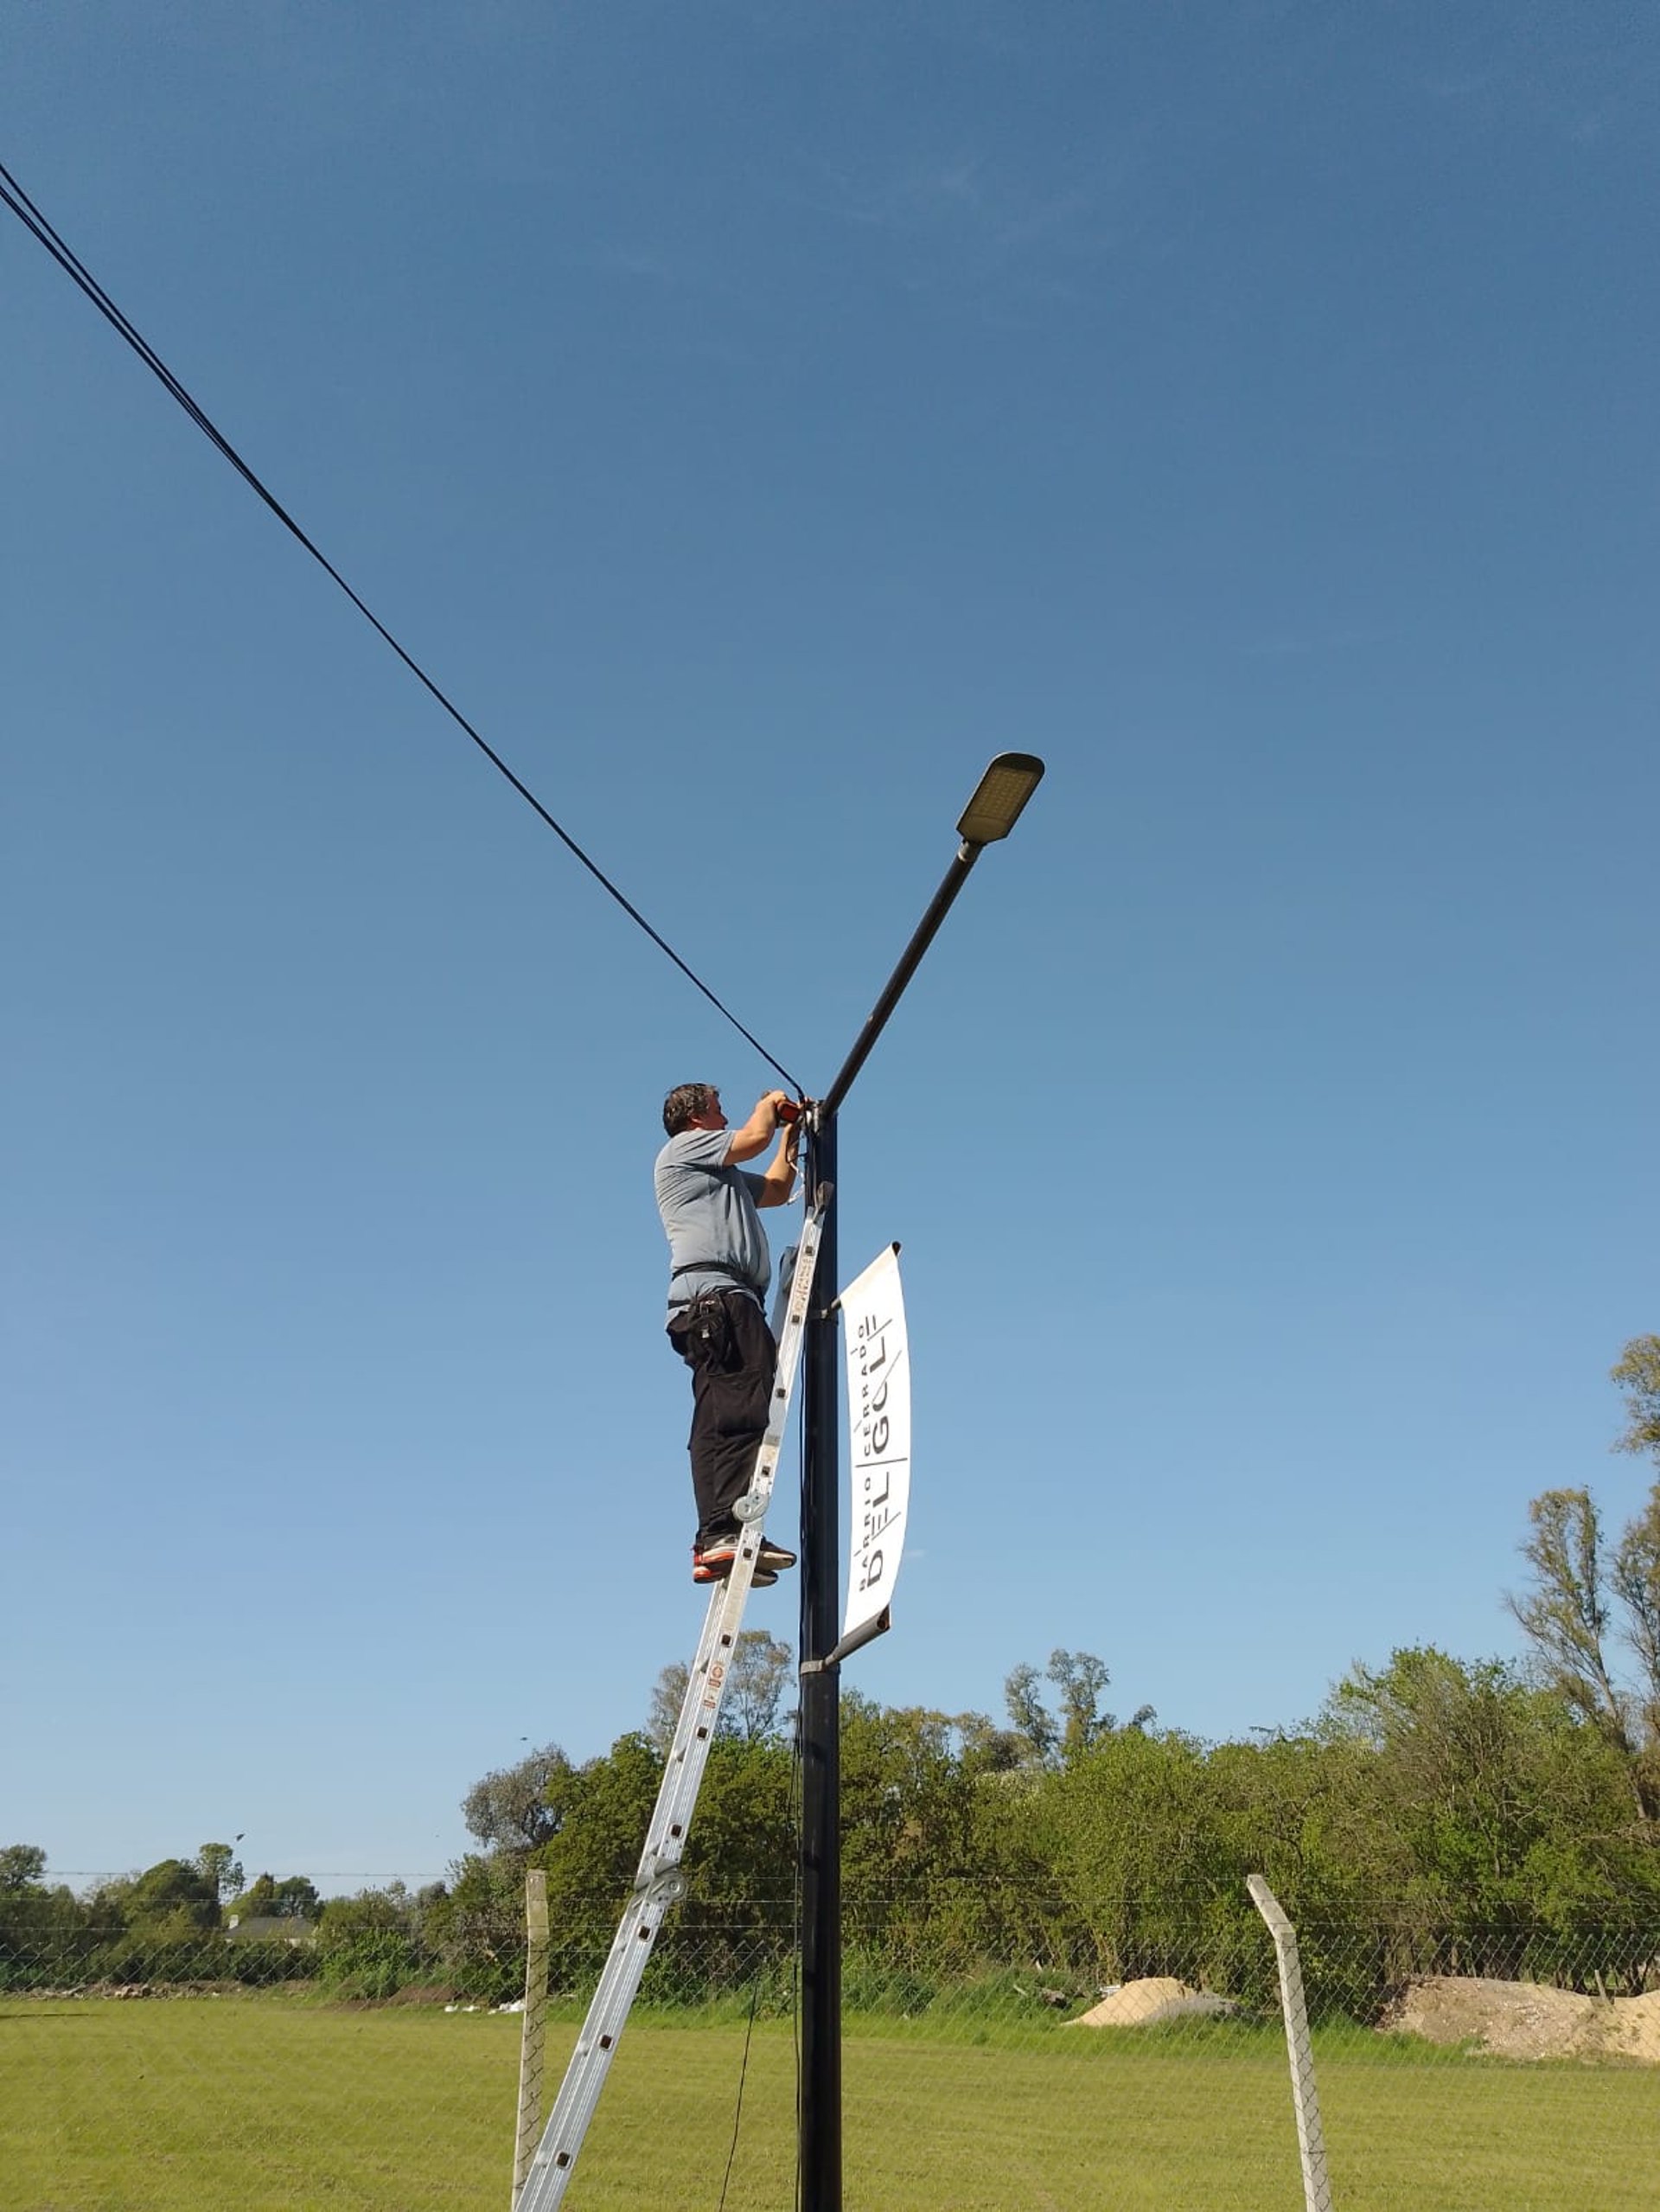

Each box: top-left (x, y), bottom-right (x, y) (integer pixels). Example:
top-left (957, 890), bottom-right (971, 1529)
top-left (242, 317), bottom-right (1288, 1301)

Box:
top-left (667, 1290), bottom-right (777, 1547)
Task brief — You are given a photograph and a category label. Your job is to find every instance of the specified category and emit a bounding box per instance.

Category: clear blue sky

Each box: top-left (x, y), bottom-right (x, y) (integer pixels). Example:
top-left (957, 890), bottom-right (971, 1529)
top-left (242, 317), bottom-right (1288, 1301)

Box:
top-left (4, 4), bottom-right (1656, 1896)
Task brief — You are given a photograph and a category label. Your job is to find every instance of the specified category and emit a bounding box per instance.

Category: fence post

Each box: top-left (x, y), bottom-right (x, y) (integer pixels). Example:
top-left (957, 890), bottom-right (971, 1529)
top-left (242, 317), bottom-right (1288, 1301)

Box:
top-left (1247, 1875), bottom-right (1334, 2212)
top-left (512, 1870), bottom-right (552, 2209)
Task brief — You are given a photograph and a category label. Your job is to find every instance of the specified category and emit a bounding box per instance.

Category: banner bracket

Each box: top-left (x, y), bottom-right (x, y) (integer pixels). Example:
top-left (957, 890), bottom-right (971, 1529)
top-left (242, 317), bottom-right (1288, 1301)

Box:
top-left (827, 1608), bottom-right (891, 1666)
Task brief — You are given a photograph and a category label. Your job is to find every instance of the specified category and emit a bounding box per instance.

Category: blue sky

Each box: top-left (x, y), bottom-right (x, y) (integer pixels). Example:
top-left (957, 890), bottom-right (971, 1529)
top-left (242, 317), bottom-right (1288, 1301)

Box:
top-left (4, 3), bottom-right (1656, 1895)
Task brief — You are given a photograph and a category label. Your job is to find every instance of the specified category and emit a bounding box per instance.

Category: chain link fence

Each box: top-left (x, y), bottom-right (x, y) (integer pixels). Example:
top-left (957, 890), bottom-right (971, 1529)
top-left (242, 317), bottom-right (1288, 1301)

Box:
top-left (4, 1889), bottom-right (1659, 2209)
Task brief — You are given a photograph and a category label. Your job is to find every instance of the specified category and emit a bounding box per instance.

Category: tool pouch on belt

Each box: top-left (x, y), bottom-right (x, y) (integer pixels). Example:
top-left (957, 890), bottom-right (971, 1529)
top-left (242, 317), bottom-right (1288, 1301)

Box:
top-left (667, 1294), bottom-right (736, 1370)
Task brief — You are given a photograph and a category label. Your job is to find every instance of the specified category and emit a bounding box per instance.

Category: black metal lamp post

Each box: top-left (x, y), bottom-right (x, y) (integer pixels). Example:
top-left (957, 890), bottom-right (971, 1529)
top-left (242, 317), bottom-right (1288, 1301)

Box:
top-left (796, 753), bottom-right (1045, 2212)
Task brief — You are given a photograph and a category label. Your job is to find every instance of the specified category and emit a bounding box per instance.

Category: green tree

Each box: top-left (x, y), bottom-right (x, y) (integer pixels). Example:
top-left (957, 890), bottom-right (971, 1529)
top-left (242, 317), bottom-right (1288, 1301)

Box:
top-left (1025, 1725), bottom-right (1223, 1905)
top-left (232, 1873), bottom-right (278, 1919)
top-left (316, 1885), bottom-right (415, 1943)
top-left (439, 1732), bottom-right (667, 1990)
top-left (1003, 1650), bottom-right (1153, 1767)
top-left (1506, 1488), bottom-right (1632, 1750)
top-left (659, 1735), bottom-right (797, 1995)
top-left (86, 1857), bottom-right (222, 1953)
top-left (1612, 1485), bottom-right (1660, 1799)
top-left (231, 1871), bottom-right (321, 1921)
top-left (130, 1857), bottom-right (221, 1932)
top-left (540, 1735), bottom-right (661, 1903)
top-left (423, 1854), bottom-right (523, 1996)
top-left (1606, 1335), bottom-right (1660, 1800)
top-left (195, 1842), bottom-right (245, 1905)
top-left (1508, 1476), bottom-right (1660, 1819)
top-left (1325, 1646), bottom-right (1657, 1937)
top-left (0, 1851), bottom-right (89, 1989)
top-left (647, 1631), bottom-right (794, 1750)
top-left (1612, 1336), bottom-right (1660, 1465)
top-left (434, 1733), bottom-right (667, 1995)
top-left (1612, 1491), bottom-right (1660, 1691)
top-left (314, 1886), bottom-right (424, 1999)
top-left (271, 1873), bottom-right (322, 1920)
top-left (462, 1742), bottom-right (572, 1853)
top-left (1002, 1661), bottom-right (1058, 1763)
top-left (839, 1695), bottom-right (1027, 1969)
top-left (0, 1845), bottom-right (48, 1890)
top-left (978, 1723), bottom-right (1244, 1996)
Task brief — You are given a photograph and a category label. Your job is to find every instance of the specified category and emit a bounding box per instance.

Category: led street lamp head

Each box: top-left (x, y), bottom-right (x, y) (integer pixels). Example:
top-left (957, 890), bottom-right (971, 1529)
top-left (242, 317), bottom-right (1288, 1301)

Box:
top-left (956, 753), bottom-right (1046, 846)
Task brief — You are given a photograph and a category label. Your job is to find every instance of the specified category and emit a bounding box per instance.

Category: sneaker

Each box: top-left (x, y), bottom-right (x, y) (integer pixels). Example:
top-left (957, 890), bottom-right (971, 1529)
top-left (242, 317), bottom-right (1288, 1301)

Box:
top-left (692, 1555), bottom-right (778, 1589)
top-left (753, 1536), bottom-right (796, 1571)
top-left (692, 1534), bottom-right (741, 1580)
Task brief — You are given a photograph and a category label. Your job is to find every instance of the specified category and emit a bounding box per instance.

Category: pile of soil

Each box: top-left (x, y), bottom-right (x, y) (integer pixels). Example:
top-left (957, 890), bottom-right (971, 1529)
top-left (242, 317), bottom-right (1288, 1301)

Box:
top-left (1605, 1992), bottom-right (1660, 2062)
top-left (1066, 1977), bottom-right (1232, 2029)
top-left (1382, 1977), bottom-right (1660, 2064)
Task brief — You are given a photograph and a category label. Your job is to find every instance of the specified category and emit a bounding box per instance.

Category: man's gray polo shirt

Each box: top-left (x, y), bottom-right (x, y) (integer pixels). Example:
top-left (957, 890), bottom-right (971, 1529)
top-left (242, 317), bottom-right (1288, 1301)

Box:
top-left (654, 1127), bottom-right (772, 1315)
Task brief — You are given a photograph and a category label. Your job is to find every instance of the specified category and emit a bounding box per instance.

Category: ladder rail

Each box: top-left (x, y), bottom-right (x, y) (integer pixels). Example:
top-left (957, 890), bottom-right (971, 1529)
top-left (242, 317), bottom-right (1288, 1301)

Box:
top-left (514, 1204), bottom-right (823, 2212)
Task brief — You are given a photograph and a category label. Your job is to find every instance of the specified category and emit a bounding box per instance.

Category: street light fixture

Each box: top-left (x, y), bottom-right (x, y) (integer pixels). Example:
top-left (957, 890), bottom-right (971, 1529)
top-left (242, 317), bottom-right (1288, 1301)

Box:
top-left (955, 751), bottom-right (1045, 847)
top-left (798, 752), bottom-right (1044, 2212)
top-left (820, 754), bottom-right (1047, 1121)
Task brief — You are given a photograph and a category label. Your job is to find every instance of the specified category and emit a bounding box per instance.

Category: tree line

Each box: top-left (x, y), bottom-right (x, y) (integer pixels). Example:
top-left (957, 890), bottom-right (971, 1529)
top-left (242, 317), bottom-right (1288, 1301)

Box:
top-left (7, 1337), bottom-right (1658, 2018)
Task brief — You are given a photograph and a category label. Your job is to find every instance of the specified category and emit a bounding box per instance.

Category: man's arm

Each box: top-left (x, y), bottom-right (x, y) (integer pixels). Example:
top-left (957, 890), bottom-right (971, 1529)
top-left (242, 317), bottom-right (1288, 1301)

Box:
top-left (723, 1090), bottom-right (790, 1164)
top-left (753, 1118), bottom-right (801, 1210)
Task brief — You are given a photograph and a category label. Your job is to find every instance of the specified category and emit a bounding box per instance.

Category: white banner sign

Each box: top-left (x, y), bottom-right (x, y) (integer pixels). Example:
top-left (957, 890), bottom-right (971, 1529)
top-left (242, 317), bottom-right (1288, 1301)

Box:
top-left (840, 1243), bottom-right (910, 1653)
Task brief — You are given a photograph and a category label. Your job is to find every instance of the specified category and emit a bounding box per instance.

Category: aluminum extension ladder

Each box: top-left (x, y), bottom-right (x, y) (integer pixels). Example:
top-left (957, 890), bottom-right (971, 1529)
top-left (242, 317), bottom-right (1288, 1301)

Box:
top-left (514, 1199), bottom-right (827, 2212)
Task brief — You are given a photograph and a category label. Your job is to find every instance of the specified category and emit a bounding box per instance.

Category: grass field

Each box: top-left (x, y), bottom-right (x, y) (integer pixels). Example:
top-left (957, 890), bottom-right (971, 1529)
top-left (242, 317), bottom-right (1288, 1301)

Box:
top-left (3, 1995), bottom-right (1657, 2211)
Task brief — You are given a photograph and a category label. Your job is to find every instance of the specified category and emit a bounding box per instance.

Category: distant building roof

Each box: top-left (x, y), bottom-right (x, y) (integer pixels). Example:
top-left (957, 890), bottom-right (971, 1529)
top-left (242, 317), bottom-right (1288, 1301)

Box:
top-left (225, 1915), bottom-right (317, 1943)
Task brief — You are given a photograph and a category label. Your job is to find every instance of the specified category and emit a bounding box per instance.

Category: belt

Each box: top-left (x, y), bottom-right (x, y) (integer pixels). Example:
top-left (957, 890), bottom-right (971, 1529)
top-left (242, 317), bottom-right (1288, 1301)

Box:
top-left (668, 1264), bottom-right (763, 1311)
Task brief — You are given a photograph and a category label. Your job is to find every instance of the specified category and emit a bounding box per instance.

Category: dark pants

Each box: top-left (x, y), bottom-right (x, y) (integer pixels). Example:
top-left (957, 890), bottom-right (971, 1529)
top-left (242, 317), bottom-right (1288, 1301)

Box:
top-left (667, 1291), bottom-right (777, 1547)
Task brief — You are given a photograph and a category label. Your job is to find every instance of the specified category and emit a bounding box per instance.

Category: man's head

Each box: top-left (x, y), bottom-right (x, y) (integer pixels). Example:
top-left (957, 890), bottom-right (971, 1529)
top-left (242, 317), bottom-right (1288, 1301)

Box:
top-left (662, 1082), bottom-right (726, 1135)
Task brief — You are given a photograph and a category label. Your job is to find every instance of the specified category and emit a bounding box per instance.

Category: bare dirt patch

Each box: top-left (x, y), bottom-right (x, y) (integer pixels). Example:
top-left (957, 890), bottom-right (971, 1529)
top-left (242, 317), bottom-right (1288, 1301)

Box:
top-left (1596, 1989), bottom-right (1660, 2064)
top-left (1382, 1976), bottom-right (1660, 2064)
top-left (1066, 1977), bottom-right (1232, 2029)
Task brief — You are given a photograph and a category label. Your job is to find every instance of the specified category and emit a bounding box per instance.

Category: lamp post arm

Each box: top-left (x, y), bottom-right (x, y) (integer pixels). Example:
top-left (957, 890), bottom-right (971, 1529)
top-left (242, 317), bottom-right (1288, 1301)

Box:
top-left (821, 841), bottom-right (982, 1118)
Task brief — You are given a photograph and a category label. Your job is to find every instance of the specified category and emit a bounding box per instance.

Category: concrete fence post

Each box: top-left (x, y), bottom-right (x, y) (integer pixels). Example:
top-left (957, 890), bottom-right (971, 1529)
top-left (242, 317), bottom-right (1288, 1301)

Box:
top-left (1248, 1874), bottom-right (1334, 2212)
top-left (512, 1871), bottom-right (552, 2208)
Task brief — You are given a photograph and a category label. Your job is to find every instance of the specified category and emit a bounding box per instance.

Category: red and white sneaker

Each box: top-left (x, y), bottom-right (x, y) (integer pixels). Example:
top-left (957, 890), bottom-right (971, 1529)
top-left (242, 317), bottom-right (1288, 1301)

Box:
top-left (692, 1533), bottom-right (738, 1580)
top-left (692, 1535), bottom-right (778, 1587)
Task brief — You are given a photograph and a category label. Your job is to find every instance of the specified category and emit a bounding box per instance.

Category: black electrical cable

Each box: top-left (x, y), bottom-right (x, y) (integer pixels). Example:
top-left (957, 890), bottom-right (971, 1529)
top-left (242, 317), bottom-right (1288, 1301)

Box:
top-left (0, 157), bottom-right (803, 1096)
top-left (790, 1732), bottom-right (806, 2212)
top-left (714, 1967), bottom-right (766, 2212)
top-left (791, 1379), bottom-right (808, 2212)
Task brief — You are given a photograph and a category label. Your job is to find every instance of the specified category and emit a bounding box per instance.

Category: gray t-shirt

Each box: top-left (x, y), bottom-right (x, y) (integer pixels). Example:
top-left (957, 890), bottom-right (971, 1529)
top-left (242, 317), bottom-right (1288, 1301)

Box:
top-left (654, 1127), bottom-right (771, 1314)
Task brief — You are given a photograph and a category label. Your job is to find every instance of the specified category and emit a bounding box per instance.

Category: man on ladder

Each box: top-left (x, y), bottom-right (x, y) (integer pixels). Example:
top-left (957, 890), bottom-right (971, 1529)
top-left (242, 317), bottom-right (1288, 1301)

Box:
top-left (654, 1082), bottom-right (801, 1588)
top-left (517, 1129), bottom-right (825, 2211)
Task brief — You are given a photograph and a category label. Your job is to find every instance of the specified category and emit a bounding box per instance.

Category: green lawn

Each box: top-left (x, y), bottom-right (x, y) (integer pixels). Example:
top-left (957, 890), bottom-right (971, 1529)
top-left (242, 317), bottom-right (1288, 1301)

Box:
top-left (2, 1996), bottom-right (1656, 2211)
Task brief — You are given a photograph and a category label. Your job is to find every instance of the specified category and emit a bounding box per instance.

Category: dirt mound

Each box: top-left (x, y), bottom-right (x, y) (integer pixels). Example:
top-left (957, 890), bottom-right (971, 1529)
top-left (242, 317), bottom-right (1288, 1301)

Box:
top-left (1067, 1977), bottom-right (1230, 2028)
top-left (1382, 1977), bottom-right (1660, 2064)
top-left (1596, 1989), bottom-right (1660, 2064)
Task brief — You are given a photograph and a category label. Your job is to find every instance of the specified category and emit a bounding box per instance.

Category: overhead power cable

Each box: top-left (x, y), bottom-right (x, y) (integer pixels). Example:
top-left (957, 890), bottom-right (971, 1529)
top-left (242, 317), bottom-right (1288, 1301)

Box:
top-left (0, 157), bottom-right (802, 1096)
